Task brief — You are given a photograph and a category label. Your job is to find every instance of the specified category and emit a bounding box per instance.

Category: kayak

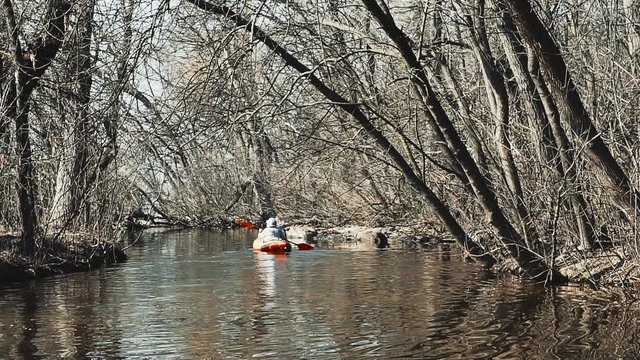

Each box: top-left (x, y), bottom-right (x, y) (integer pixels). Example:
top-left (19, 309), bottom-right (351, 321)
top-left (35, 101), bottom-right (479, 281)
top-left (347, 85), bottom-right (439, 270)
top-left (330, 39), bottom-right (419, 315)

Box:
top-left (252, 237), bottom-right (292, 253)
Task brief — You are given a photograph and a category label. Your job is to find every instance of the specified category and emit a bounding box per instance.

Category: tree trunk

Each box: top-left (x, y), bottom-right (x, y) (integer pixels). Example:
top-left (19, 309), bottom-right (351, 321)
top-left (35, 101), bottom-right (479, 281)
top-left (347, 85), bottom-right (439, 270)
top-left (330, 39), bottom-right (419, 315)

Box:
top-left (2, 0), bottom-right (70, 255)
top-left (503, 0), bottom-right (640, 221)
top-left (0, 35), bottom-right (16, 226)
top-left (70, 0), bottom-right (94, 226)
top-left (527, 45), bottom-right (597, 250)
top-left (431, 57), bottom-right (489, 174)
top-left (14, 83), bottom-right (38, 255)
top-left (495, 1), bottom-right (555, 166)
top-left (463, 0), bottom-right (538, 245)
top-left (48, 95), bottom-right (74, 229)
top-left (494, 1), bottom-right (597, 250)
top-left (49, 0), bottom-right (95, 230)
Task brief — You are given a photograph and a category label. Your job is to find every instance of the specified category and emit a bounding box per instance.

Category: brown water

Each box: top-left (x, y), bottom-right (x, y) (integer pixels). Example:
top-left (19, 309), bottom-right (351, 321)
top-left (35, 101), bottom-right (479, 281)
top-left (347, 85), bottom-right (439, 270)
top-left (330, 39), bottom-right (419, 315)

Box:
top-left (0, 229), bottom-right (639, 359)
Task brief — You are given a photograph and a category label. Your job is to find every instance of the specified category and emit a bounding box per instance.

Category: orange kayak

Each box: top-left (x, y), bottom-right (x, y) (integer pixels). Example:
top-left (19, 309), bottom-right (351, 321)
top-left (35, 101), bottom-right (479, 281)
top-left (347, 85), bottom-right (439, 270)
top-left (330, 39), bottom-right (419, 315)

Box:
top-left (252, 238), bottom-right (292, 253)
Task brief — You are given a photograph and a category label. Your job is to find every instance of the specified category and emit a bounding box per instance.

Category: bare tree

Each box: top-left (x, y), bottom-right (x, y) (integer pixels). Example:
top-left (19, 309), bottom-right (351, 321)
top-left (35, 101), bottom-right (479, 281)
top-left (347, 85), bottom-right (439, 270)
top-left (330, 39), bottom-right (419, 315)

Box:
top-left (2, 0), bottom-right (71, 254)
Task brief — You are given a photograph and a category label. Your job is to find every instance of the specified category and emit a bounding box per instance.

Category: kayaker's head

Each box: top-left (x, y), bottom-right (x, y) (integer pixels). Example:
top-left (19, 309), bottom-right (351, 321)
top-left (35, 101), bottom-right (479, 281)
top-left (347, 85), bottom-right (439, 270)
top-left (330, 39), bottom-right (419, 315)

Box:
top-left (266, 217), bottom-right (278, 228)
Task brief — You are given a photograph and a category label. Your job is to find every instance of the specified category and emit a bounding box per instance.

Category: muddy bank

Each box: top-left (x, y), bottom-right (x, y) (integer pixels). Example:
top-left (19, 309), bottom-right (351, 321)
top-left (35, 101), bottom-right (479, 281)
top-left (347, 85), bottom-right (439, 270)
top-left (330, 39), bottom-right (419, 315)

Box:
top-left (0, 235), bottom-right (128, 284)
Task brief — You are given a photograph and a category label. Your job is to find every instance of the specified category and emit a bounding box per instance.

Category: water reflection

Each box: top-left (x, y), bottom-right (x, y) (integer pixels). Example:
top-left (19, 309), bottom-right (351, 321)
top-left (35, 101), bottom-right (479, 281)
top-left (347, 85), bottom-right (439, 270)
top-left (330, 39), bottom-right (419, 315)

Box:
top-left (0, 229), bottom-right (639, 359)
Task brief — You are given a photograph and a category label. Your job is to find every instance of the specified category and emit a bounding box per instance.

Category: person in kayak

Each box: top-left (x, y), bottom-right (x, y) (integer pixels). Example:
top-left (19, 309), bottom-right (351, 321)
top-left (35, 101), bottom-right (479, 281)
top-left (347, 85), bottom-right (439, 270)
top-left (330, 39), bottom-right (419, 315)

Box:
top-left (258, 217), bottom-right (287, 240)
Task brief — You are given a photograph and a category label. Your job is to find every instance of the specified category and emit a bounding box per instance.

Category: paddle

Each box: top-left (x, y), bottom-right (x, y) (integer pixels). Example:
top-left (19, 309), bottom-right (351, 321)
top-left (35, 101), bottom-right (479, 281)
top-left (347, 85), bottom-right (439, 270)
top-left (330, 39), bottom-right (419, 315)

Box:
top-left (235, 219), bottom-right (257, 230)
top-left (234, 219), bottom-right (314, 250)
top-left (285, 238), bottom-right (314, 250)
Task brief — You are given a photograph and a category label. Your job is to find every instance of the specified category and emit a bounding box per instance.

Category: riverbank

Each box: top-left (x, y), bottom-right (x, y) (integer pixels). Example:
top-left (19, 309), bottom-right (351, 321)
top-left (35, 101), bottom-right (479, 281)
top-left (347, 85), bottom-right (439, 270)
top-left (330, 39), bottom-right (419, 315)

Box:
top-left (285, 223), bottom-right (640, 288)
top-left (0, 234), bottom-right (128, 283)
top-left (286, 223), bottom-right (444, 250)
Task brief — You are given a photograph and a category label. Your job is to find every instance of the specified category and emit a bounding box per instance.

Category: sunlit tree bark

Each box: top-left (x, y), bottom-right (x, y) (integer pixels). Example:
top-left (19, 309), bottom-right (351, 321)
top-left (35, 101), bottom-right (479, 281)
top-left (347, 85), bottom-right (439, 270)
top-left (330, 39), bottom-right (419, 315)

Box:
top-left (49, 0), bottom-right (95, 230)
top-left (458, 0), bottom-right (538, 246)
top-left (493, 1), bottom-right (597, 250)
top-left (526, 46), bottom-right (597, 250)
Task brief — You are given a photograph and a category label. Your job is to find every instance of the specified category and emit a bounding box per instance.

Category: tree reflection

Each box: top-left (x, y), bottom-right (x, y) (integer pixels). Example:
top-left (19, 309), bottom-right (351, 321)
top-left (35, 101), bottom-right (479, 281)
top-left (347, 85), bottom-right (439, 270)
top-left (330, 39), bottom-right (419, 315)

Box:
top-left (17, 283), bottom-right (38, 358)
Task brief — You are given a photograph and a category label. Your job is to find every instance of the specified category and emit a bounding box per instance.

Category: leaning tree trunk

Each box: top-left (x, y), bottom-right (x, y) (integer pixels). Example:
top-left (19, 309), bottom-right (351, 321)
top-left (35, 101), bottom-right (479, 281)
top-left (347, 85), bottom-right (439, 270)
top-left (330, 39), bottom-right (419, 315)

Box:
top-left (2, 0), bottom-right (70, 255)
top-left (526, 46), bottom-right (597, 250)
top-left (462, 0), bottom-right (539, 246)
top-left (494, 2), bottom-right (557, 168)
top-left (503, 0), bottom-right (640, 221)
top-left (494, 1), bottom-right (597, 250)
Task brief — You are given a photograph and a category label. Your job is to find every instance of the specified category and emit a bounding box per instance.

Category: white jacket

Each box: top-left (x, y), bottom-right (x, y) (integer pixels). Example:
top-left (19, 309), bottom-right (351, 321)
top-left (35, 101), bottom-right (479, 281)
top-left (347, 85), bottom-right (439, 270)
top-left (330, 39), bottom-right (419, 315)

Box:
top-left (258, 227), bottom-right (286, 240)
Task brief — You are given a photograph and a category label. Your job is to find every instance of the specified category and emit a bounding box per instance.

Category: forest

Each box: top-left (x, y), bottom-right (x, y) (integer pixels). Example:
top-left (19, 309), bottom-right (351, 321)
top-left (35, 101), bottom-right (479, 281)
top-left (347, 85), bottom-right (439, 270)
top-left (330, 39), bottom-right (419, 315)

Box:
top-left (1, 0), bottom-right (640, 286)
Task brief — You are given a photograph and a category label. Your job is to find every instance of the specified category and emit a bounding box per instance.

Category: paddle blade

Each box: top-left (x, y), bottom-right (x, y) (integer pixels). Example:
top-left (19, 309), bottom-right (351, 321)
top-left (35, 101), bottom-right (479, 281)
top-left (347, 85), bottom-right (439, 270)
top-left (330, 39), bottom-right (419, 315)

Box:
top-left (235, 219), bottom-right (257, 229)
top-left (294, 242), bottom-right (314, 250)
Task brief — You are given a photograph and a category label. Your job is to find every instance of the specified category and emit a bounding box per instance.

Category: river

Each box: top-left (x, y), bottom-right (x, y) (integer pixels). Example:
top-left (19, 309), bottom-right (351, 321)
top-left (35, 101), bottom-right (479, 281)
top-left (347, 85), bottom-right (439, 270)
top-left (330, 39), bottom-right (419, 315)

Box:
top-left (0, 229), bottom-right (639, 359)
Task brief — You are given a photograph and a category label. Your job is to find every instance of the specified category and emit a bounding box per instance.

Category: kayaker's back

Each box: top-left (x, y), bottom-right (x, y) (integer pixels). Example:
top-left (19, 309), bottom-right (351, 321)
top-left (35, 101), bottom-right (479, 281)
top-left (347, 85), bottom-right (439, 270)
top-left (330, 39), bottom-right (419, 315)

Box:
top-left (258, 226), bottom-right (286, 240)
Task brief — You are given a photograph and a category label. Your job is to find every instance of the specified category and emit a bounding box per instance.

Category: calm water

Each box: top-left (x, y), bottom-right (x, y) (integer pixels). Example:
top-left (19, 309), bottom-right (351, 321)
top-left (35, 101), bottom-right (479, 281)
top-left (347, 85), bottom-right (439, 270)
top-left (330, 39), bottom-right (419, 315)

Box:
top-left (0, 229), bottom-right (639, 359)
